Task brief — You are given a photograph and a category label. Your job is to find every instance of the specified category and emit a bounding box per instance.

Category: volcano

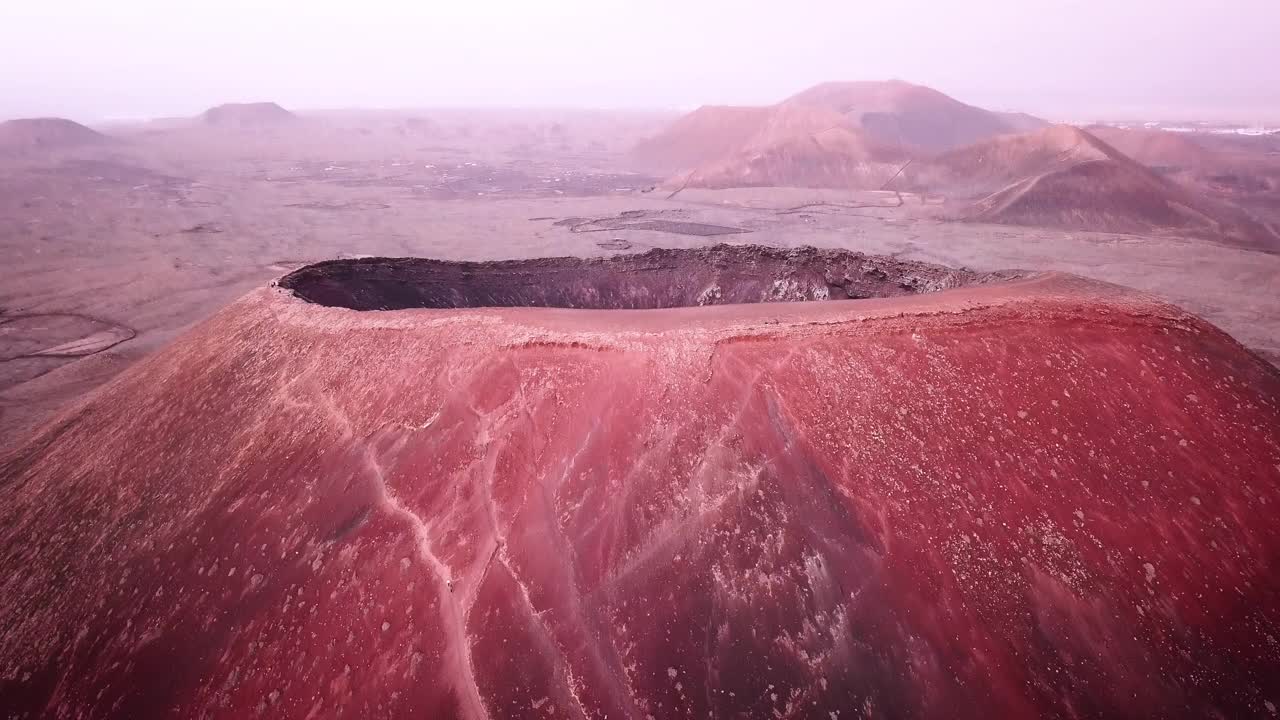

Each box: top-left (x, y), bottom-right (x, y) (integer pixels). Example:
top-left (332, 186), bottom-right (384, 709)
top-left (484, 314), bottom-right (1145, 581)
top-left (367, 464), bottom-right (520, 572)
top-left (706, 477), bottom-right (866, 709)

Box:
top-left (2, 245), bottom-right (1279, 719)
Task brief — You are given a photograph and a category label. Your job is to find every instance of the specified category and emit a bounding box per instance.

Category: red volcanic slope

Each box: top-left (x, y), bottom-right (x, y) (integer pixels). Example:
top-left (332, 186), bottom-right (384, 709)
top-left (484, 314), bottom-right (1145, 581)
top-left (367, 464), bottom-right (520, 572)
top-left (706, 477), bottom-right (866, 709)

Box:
top-left (0, 118), bottom-right (108, 150)
top-left (3, 250), bottom-right (1280, 719)
top-left (199, 101), bottom-right (298, 128)
top-left (784, 79), bottom-right (1043, 152)
top-left (669, 104), bottom-right (907, 190)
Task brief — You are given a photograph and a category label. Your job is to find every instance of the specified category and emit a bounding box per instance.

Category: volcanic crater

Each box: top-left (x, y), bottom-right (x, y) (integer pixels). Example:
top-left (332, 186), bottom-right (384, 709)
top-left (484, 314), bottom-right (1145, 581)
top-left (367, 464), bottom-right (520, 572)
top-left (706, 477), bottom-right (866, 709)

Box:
top-left (3, 248), bottom-right (1280, 719)
top-left (277, 245), bottom-right (1014, 311)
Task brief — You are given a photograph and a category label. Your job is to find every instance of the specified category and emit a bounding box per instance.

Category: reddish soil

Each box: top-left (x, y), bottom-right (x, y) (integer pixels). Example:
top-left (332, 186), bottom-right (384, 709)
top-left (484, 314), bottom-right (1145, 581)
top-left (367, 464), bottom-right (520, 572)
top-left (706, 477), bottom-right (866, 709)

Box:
top-left (2, 247), bottom-right (1279, 719)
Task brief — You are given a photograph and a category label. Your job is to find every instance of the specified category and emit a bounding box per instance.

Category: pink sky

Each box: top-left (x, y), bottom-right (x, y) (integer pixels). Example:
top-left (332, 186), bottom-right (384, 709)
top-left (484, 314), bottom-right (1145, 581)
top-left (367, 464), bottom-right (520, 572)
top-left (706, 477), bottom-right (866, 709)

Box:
top-left (2, 0), bottom-right (1276, 122)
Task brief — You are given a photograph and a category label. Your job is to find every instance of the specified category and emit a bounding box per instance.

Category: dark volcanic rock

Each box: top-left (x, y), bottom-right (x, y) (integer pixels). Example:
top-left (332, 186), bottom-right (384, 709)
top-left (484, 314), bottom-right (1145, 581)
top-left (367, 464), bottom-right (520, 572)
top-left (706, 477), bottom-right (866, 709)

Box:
top-left (2, 249), bottom-right (1280, 719)
top-left (278, 244), bottom-right (1009, 310)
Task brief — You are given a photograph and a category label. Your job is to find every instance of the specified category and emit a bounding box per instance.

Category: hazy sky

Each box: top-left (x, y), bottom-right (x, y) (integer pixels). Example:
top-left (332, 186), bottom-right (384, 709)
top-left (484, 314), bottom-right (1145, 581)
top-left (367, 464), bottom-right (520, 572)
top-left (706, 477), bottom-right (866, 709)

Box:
top-left (2, 0), bottom-right (1276, 122)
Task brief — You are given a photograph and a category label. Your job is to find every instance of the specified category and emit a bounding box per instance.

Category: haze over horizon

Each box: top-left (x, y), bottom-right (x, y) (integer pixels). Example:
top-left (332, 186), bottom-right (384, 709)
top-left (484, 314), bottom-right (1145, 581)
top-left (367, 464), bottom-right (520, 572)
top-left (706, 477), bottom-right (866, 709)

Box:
top-left (3, 0), bottom-right (1278, 123)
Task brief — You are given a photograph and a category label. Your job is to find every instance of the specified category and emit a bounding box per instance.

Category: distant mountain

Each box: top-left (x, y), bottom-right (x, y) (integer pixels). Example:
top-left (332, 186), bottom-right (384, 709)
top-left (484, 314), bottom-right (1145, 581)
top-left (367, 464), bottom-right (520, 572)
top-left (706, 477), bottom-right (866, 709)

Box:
top-left (631, 80), bottom-right (1050, 188)
top-left (923, 125), bottom-right (1278, 250)
top-left (907, 124), bottom-right (1119, 196)
top-left (997, 112), bottom-right (1053, 133)
top-left (0, 118), bottom-right (110, 150)
top-left (784, 80), bottom-right (1046, 153)
top-left (630, 105), bottom-right (776, 175)
top-left (666, 104), bottom-right (906, 190)
top-left (1085, 126), bottom-right (1280, 237)
top-left (1084, 126), bottom-right (1215, 170)
top-left (632, 102), bottom-right (909, 190)
top-left (199, 102), bottom-right (298, 128)
top-left (631, 84), bottom-right (1274, 249)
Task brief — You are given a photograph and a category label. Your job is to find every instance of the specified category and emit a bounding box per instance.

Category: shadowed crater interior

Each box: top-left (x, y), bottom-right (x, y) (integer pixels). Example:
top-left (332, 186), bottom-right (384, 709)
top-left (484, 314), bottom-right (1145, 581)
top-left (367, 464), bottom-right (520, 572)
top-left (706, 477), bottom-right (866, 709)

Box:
top-left (278, 244), bottom-right (1016, 310)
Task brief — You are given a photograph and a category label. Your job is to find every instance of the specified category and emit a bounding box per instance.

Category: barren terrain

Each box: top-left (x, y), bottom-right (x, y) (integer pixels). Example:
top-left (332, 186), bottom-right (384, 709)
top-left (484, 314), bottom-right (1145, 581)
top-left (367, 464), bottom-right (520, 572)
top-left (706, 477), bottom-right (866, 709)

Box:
top-left (1, 103), bottom-right (1279, 452)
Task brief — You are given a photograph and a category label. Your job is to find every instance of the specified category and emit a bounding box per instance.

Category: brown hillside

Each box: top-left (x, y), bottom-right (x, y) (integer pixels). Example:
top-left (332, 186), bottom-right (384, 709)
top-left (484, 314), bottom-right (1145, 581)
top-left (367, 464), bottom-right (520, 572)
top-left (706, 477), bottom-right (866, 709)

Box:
top-left (664, 104), bottom-right (906, 190)
top-left (902, 125), bottom-right (1277, 250)
top-left (784, 80), bottom-right (1035, 152)
top-left (908, 124), bottom-right (1122, 196)
top-left (1085, 126), bottom-right (1215, 170)
top-left (1087, 127), bottom-right (1280, 206)
top-left (629, 105), bottom-right (773, 174)
top-left (676, 129), bottom-right (904, 190)
top-left (966, 153), bottom-right (1277, 250)
top-left (0, 118), bottom-right (109, 150)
